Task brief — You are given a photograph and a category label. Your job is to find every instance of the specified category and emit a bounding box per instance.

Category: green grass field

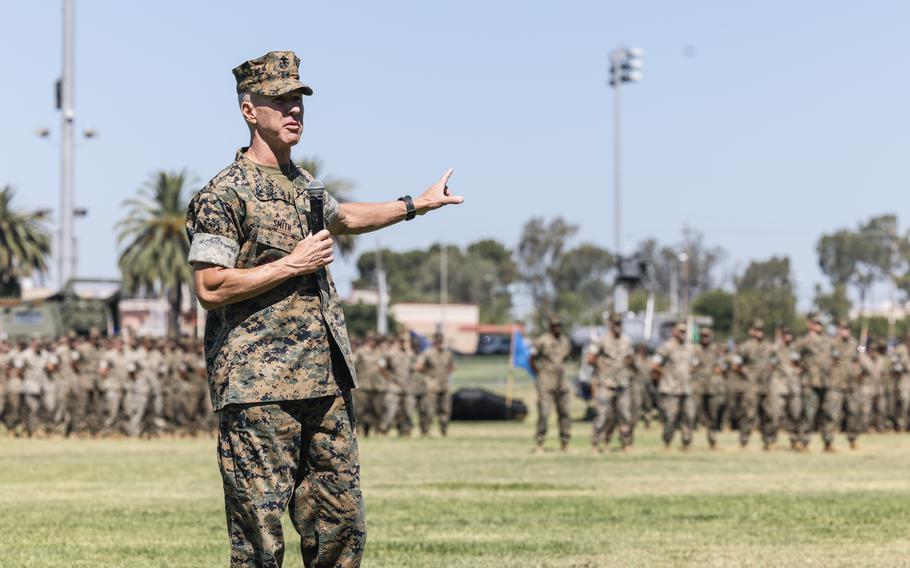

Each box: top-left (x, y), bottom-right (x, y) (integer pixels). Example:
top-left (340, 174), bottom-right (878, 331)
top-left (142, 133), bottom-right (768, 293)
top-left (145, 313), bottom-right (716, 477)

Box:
top-left (2, 356), bottom-right (910, 567)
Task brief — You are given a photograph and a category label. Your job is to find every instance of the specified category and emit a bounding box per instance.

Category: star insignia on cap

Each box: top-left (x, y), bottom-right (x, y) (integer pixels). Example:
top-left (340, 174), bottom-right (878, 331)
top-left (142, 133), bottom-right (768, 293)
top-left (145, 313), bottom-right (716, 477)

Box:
top-left (279, 55), bottom-right (289, 68)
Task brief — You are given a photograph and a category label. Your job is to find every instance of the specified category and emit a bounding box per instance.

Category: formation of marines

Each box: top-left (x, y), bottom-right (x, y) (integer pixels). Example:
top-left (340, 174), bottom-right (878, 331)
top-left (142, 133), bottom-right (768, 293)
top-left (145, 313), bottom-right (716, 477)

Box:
top-left (352, 331), bottom-right (456, 438)
top-left (0, 332), bottom-right (213, 438)
top-left (532, 312), bottom-right (910, 453)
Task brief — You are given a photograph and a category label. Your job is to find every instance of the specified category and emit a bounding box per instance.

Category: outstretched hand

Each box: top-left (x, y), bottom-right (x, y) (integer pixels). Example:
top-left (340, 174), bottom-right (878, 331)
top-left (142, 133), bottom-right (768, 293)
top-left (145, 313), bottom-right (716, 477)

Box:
top-left (415, 168), bottom-right (464, 215)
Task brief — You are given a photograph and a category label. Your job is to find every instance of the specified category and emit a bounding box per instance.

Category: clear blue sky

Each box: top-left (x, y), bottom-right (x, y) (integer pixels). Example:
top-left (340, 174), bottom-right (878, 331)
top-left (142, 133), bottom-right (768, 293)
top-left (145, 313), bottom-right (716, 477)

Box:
top-left (2, 1), bottom-right (908, 309)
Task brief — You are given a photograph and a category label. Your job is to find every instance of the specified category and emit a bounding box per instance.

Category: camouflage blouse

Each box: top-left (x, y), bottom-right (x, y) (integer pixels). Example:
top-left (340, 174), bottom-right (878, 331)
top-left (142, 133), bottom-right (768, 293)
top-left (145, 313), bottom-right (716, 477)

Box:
top-left (185, 149), bottom-right (357, 411)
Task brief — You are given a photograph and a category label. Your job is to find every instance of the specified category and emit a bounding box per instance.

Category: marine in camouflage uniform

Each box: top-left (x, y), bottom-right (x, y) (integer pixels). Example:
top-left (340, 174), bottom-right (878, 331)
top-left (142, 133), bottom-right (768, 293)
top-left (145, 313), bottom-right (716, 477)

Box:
top-left (186, 50), bottom-right (461, 568)
top-left (415, 333), bottom-right (455, 437)
top-left (0, 341), bottom-right (11, 429)
top-left (858, 341), bottom-right (888, 439)
top-left (830, 320), bottom-right (860, 451)
top-left (71, 333), bottom-right (102, 436)
top-left (14, 338), bottom-right (56, 437)
top-left (777, 327), bottom-right (805, 449)
top-left (652, 323), bottom-right (696, 450)
top-left (379, 336), bottom-right (413, 436)
top-left (99, 338), bottom-right (128, 434)
top-left (629, 343), bottom-right (655, 431)
top-left (691, 326), bottom-right (726, 449)
top-left (4, 342), bottom-right (25, 433)
top-left (587, 314), bottom-right (634, 452)
top-left (889, 337), bottom-right (910, 432)
top-left (531, 317), bottom-right (573, 452)
top-left (795, 314), bottom-right (833, 450)
top-left (352, 335), bottom-right (386, 437)
top-left (730, 321), bottom-right (770, 448)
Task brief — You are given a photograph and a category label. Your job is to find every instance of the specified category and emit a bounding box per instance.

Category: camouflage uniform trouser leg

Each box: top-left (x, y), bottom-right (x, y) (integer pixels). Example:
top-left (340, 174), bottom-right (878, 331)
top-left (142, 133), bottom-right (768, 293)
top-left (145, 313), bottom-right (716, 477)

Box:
top-left (536, 387), bottom-right (571, 446)
top-left (800, 387), bottom-right (823, 447)
top-left (124, 392), bottom-right (149, 438)
top-left (352, 390), bottom-right (371, 436)
top-left (897, 377), bottom-right (910, 432)
top-left (415, 394), bottom-right (432, 435)
top-left (395, 394), bottom-right (414, 436)
top-left (659, 394), bottom-right (695, 447)
top-left (783, 393), bottom-right (803, 444)
top-left (423, 391), bottom-right (451, 436)
top-left (218, 393), bottom-right (366, 568)
top-left (845, 390), bottom-right (864, 443)
top-left (69, 387), bottom-right (92, 435)
top-left (592, 388), bottom-right (632, 448)
top-left (731, 391), bottom-right (758, 446)
top-left (379, 392), bottom-right (402, 435)
top-left (3, 392), bottom-right (22, 430)
top-left (821, 389), bottom-right (845, 445)
top-left (700, 394), bottom-right (724, 446)
top-left (24, 394), bottom-right (42, 436)
top-left (102, 390), bottom-right (123, 433)
top-left (758, 393), bottom-right (784, 446)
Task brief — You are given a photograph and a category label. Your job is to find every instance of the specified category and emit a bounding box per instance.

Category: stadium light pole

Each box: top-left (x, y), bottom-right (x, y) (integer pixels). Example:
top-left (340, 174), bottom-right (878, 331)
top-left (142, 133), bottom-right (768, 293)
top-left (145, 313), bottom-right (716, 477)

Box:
top-left (58, 0), bottom-right (76, 287)
top-left (609, 46), bottom-right (642, 314)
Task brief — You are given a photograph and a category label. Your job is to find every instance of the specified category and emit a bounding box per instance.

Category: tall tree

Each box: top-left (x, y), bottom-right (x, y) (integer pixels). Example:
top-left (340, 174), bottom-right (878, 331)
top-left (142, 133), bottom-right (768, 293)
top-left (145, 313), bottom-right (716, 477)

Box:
top-left (516, 217), bottom-right (578, 318)
top-left (552, 244), bottom-right (614, 324)
top-left (632, 228), bottom-right (725, 303)
top-left (0, 186), bottom-right (51, 297)
top-left (117, 171), bottom-right (192, 337)
top-left (733, 256), bottom-right (796, 335)
top-left (296, 156), bottom-right (357, 257)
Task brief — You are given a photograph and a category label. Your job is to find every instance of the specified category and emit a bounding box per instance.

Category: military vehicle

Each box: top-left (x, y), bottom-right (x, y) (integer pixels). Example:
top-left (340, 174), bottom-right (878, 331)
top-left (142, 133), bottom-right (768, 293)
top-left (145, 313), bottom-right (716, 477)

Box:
top-left (0, 279), bottom-right (120, 340)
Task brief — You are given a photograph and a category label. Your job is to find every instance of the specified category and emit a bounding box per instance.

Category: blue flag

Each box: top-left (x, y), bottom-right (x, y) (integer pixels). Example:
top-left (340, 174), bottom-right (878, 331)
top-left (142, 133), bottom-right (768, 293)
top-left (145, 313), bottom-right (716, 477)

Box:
top-left (511, 329), bottom-right (536, 378)
top-left (409, 330), bottom-right (430, 353)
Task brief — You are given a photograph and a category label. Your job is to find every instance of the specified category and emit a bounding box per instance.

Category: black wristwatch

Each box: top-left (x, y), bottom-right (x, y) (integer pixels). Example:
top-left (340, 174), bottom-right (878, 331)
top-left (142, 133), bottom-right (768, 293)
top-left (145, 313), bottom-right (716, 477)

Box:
top-left (398, 195), bottom-right (416, 221)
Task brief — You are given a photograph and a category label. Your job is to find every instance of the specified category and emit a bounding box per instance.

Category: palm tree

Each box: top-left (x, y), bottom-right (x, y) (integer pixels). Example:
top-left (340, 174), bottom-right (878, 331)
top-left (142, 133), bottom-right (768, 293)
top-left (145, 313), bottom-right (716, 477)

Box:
top-left (0, 186), bottom-right (51, 297)
top-left (296, 156), bottom-right (357, 256)
top-left (117, 171), bottom-right (192, 337)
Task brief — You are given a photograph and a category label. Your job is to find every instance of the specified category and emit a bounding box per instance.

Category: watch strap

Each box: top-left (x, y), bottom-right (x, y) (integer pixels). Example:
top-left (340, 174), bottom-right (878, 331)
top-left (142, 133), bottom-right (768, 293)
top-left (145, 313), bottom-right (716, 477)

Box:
top-left (398, 195), bottom-right (416, 221)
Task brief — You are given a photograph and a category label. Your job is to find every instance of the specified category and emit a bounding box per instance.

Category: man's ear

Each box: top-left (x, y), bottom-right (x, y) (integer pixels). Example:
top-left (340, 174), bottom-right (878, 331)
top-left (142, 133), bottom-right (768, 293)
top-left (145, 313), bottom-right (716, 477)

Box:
top-left (240, 99), bottom-right (257, 125)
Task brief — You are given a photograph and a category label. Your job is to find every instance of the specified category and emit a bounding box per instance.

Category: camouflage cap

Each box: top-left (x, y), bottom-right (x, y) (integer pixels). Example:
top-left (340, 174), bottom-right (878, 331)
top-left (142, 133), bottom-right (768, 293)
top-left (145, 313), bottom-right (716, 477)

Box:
top-left (837, 318), bottom-right (850, 328)
top-left (806, 312), bottom-right (822, 324)
top-left (699, 325), bottom-right (713, 336)
top-left (233, 51), bottom-right (313, 97)
top-left (547, 315), bottom-right (562, 327)
top-left (608, 313), bottom-right (623, 326)
top-left (673, 322), bottom-right (687, 333)
top-left (750, 319), bottom-right (765, 330)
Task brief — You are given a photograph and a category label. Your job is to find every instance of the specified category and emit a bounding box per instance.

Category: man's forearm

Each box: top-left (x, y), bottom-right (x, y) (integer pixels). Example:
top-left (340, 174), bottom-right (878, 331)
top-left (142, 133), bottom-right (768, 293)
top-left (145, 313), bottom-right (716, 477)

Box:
top-left (331, 200), bottom-right (412, 235)
top-left (194, 260), bottom-right (297, 310)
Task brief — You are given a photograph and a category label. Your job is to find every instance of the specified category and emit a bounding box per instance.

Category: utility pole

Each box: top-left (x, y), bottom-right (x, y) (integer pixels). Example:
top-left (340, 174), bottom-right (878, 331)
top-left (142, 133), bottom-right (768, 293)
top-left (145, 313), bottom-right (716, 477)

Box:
top-left (609, 46), bottom-right (642, 314)
top-left (59, 0), bottom-right (76, 286)
top-left (376, 242), bottom-right (389, 335)
top-left (439, 244), bottom-right (448, 334)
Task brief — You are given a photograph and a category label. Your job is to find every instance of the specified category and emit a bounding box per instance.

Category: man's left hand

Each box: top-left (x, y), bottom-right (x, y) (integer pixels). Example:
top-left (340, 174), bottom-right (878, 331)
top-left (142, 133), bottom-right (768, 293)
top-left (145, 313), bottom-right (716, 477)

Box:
top-left (415, 168), bottom-right (464, 214)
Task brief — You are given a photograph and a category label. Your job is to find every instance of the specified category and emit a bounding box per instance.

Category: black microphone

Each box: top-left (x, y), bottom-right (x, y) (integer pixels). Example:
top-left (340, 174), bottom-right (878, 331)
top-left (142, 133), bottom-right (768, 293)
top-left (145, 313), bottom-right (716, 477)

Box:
top-left (305, 178), bottom-right (325, 234)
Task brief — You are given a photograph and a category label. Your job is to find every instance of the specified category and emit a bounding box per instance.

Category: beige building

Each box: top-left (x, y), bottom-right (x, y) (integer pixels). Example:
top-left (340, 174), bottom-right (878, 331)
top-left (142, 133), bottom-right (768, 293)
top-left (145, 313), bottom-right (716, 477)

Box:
top-left (390, 302), bottom-right (480, 354)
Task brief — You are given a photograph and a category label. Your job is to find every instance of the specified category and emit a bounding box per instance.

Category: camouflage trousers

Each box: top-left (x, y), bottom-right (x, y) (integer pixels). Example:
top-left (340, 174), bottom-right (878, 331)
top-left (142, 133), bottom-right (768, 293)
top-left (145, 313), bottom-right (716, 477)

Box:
top-left (591, 386), bottom-right (631, 449)
top-left (862, 387), bottom-right (887, 433)
top-left (695, 393), bottom-right (724, 447)
top-left (757, 392), bottom-right (786, 447)
top-left (844, 389), bottom-right (865, 443)
top-left (351, 389), bottom-right (383, 437)
top-left (727, 390), bottom-right (758, 446)
top-left (891, 376), bottom-right (910, 431)
top-left (800, 387), bottom-right (844, 447)
top-left (218, 392), bottom-right (366, 568)
top-left (659, 394), bottom-right (695, 447)
top-left (421, 391), bottom-right (451, 436)
top-left (379, 392), bottom-right (411, 436)
top-left (781, 391), bottom-right (803, 445)
top-left (535, 384), bottom-right (571, 446)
